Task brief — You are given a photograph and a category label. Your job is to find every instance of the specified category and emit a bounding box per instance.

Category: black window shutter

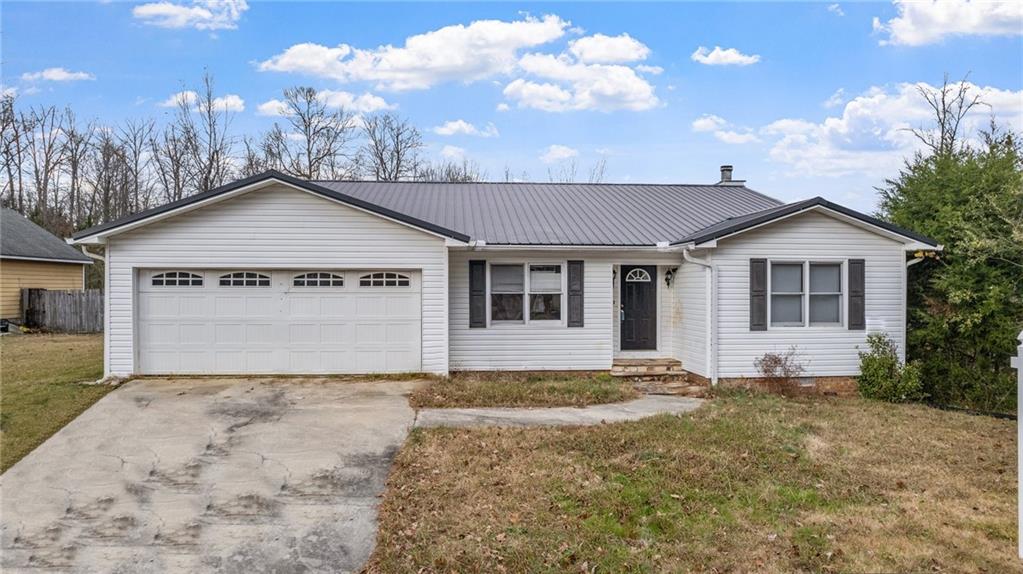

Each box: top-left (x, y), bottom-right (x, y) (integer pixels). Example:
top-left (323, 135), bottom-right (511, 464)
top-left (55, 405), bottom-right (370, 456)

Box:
top-left (750, 259), bottom-right (767, 331)
top-left (848, 259), bottom-right (865, 330)
top-left (469, 260), bottom-right (486, 328)
top-left (567, 260), bottom-right (584, 327)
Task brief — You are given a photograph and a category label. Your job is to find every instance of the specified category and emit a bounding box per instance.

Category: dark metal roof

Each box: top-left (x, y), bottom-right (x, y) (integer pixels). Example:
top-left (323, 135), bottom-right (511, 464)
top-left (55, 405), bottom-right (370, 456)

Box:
top-left (1, 208), bottom-right (91, 263)
top-left (72, 171), bottom-right (471, 243)
top-left (674, 196), bottom-right (940, 247)
top-left (312, 180), bottom-right (781, 245)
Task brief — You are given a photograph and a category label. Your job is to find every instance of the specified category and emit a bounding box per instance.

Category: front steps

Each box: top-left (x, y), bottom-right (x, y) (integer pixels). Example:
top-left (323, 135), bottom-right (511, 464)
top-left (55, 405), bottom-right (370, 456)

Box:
top-left (611, 358), bottom-right (687, 377)
top-left (611, 358), bottom-right (709, 398)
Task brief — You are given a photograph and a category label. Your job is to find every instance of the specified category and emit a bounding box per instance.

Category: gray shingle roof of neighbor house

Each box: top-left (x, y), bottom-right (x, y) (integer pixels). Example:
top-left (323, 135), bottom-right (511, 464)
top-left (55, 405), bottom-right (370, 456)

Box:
top-left (674, 196), bottom-right (941, 247)
top-left (70, 170), bottom-right (938, 247)
top-left (1, 208), bottom-right (92, 263)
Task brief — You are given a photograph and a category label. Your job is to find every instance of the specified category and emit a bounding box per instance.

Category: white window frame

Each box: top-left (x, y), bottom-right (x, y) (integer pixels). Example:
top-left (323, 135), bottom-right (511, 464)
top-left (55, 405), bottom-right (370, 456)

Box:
top-left (151, 270), bottom-right (204, 287)
top-left (218, 271), bottom-right (272, 288)
top-left (486, 260), bottom-right (567, 327)
top-left (292, 271), bottom-right (345, 288)
top-left (767, 259), bottom-right (847, 330)
top-left (358, 271), bottom-right (412, 288)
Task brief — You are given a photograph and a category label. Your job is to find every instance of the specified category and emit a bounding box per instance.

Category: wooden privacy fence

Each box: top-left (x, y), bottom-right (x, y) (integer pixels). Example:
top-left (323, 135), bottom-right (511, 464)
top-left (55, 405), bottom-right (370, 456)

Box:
top-left (21, 288), bottom-right (103, 333)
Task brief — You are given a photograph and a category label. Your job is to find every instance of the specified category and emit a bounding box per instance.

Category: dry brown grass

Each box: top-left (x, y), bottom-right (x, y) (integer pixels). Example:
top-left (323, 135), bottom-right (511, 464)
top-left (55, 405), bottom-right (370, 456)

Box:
top-left (1, 334), bottom-right (108, 472)
top-left (368, 392), bottom-right (1017, 573)
top-left (409, 371), bottom-right (638, 409)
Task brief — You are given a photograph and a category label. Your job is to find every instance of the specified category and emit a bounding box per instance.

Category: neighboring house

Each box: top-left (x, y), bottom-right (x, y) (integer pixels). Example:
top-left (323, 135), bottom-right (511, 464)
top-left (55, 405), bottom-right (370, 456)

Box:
top-left (1, 208), bottom-right (92, 322)
top-left (70, 167), bottom-right (940, 386)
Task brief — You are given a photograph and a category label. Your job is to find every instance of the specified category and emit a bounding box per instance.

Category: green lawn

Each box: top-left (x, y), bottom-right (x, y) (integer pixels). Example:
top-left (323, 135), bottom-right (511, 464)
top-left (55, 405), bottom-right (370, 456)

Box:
top-left (409, 371), bottom-right (638, 409)
top-left (370, 392), bottom-right (1017, 573)
top-left (1, 334), bottom-right (109, 472)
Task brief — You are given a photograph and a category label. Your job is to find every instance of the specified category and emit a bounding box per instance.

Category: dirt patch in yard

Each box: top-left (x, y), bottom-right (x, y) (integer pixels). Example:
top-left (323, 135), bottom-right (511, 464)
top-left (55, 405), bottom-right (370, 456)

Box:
top-left (368, 392), bottom-right (1016, 573)
top-left (409, 371), bottom-right (638, 409)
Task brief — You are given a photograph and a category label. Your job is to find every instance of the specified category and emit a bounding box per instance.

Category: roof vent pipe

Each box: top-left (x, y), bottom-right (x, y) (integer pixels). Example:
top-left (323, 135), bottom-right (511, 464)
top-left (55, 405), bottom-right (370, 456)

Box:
top-left (719, 165), bottom-right (733, 183)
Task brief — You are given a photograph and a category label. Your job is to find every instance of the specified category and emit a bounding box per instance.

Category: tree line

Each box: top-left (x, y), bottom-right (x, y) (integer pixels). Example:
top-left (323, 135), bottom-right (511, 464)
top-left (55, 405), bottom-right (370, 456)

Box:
top-left (2, 73), bottom-right (605, 239)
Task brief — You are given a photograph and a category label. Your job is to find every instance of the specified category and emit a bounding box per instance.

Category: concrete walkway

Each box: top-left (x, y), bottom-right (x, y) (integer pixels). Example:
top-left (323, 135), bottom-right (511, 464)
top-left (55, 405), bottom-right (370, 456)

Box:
top-left (414, 395), bottom-right (704, 428)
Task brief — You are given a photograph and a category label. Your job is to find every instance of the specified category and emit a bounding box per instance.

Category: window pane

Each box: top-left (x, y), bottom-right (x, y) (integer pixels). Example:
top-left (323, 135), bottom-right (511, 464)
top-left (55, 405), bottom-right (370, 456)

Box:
top-left (810, 263), bottom-right (841, 293)
top-left (529, 294), bottom-right (561, 320)
top-left (771, 263), bottom-right (802, 293)
top-left (491, 265), bottom-right (523, 293)
top-left (771, 294), bottom-right (803, 325)
top-left (529, 265), bottom-right (561, 292)
top-left (491, 294), bottom-right (523, 321)
top-left (810, 294), bottom-right (841, 324)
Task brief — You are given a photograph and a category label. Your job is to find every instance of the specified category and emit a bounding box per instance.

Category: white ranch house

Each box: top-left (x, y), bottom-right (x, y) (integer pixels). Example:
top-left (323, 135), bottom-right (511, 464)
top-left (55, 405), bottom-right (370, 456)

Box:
top-left (71, 167), bottom-right (940, 386)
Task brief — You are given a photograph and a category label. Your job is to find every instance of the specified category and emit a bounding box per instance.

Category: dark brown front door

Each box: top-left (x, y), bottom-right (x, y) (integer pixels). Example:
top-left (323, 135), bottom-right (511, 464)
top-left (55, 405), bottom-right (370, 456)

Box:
top-left (620, 265), bottom-right (656, 350)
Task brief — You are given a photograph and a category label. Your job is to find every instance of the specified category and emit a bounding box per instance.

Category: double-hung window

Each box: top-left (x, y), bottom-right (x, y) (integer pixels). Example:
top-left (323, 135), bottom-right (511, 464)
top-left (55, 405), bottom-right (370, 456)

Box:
top-left (769, 261), bottom-right (843, 327)
top-left (488, 263), bottom-right (564, 323)
top-left (490, 264), bottom-right (524, 321)
top-left (528, 265), bottom-right (562, 321)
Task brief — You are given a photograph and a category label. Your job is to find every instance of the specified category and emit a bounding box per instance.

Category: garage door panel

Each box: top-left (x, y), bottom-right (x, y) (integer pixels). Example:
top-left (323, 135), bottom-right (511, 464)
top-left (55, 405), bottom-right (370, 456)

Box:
top-left (138, 269), bottom-right (421, 374)
top-left (245, 324), bottom-right (276, 345)
top-left (215, 297), bottom-right (246, 317)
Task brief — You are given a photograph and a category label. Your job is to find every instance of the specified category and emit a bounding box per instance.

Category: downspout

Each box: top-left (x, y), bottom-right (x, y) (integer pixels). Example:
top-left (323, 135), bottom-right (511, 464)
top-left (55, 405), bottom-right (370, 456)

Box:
top-left (683, 249), bottom-right (718, 386)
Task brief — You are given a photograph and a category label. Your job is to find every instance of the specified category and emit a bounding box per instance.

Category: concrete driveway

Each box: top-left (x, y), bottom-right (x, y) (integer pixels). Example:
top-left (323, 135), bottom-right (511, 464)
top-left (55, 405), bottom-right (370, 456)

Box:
top-left (0, 377), bottom-right (425, 574)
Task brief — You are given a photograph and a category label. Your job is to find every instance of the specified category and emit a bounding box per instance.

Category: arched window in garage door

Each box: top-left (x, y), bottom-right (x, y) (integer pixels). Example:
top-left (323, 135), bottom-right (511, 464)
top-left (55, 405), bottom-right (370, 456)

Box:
top-left (151, 271), bottom-right (203, 286)
top-left (219, 271), bottom-right (271, 287)
top-left (293, 272), bottom-right (345, 287)
top-left (359, 272), bottom-right (411, 287)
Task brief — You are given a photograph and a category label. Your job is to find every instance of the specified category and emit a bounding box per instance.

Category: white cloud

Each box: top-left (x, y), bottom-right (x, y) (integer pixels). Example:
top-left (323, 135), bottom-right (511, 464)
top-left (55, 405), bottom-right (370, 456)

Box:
top-left (159, 90), bottom-right (197, 108)
top-left (873, 0), bottom-right (1022, 46)
top-left (440, 145), bottom-right (466, 160)
top-left (690, 46), bottom-right (760, 66)
top-left (258, 14), bottom-right (569, 91)
top-left (159, 90), bottom-right (244, 112)
top-left (713, 130), bottom-right (760, 144)
top-left (432, 119), bottom-right (499, 137)
top-left (823, 88), bottom-right (846, 108)
top-left (567, 33), bottom-right (650, 63)
top-left (827, 4), bottom-right (845, 17)
top-left (505, 53), bottom-right (659, 112)
top-left (692, 114), bottom-right (758, 144)
top-left (257, 90), bottom-right (394, 117)
top-left (635, 65), bottom-right (663, 75)
top-left (318, 90), bottom-right (395, 113)
top-left (21, 67), bottom-right (95, 82)
top-left (539, 144), bottom-right (578, 164)
top-left (132, 0), bottom-right (248, 31)
top-left (761, 81), bottom-right (1023, 177)
top-left (496, 102), bottom-right (511, 112)
top-left (691, 114), bottom-right (727, 132)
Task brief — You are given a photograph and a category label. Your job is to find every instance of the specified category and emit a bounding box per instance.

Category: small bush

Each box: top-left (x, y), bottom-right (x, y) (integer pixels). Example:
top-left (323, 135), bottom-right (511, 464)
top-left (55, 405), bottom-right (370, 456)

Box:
top-left (857, 333), bottom-right (926, 403)
top-left (754, 346), bottom-right (806, 395)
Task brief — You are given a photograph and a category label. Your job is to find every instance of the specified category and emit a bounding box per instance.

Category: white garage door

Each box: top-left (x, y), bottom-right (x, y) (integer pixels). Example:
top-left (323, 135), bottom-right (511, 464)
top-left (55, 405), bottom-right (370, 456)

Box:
top-left (137, 269), bottom-right (422, 374)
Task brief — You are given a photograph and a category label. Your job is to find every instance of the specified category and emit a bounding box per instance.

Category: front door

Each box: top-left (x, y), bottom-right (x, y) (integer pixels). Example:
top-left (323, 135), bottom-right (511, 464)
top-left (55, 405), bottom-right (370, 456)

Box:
top-left (620, 265), bottom-right (657, 350)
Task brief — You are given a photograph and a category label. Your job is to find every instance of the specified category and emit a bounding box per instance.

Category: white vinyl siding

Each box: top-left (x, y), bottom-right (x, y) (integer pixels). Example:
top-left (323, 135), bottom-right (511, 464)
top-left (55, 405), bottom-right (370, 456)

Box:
top-left (104, 183), bottom-right (449, 376)
top-left (674, 260), bottom-right (708, 377)
top-left (712, 210), bottom-right (906, 378)
top-left (449, 252), bottom-right (681, 371)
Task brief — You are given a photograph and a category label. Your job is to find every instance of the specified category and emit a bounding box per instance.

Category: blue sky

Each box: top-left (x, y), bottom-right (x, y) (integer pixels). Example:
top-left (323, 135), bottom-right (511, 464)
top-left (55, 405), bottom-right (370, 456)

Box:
top-left (3, 1), bottom-right (1021, 211)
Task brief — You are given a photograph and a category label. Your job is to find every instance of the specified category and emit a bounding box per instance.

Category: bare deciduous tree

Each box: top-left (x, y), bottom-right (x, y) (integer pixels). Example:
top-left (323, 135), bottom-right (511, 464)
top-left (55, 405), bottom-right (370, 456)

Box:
top-left (151, 124), bottom-right (190, 203)
top-left (260, 87), bottom-right (358, 179)
top-left (361, 113), bottom-right (423, 181)
top-left (22, 105), bottom-right (66, 228)
top-left (910, 74), bottom-right (984, 157)
top-left (174, 72), bottom-right (235, 194)
top-left (416, 159), bottom-right (486, 182)
top-left (62, 108), bottom-right (94, 228)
